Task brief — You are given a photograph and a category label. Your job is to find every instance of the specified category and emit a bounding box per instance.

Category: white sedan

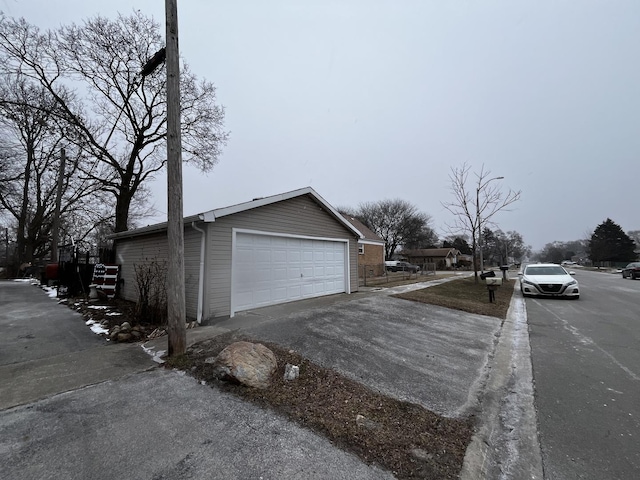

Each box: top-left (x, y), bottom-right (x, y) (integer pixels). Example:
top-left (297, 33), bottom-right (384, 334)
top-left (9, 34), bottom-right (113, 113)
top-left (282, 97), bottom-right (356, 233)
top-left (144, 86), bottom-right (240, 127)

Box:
top-left (519, 263), bottom-right (580, 299)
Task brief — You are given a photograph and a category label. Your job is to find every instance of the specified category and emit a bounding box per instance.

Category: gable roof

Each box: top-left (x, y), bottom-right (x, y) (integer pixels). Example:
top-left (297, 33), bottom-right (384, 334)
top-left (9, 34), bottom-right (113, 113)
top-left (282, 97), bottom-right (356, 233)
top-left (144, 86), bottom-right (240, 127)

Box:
top-left (109, 187), bottom-right (363, 240)
top-left (340, 215), bottom-right (385, 245)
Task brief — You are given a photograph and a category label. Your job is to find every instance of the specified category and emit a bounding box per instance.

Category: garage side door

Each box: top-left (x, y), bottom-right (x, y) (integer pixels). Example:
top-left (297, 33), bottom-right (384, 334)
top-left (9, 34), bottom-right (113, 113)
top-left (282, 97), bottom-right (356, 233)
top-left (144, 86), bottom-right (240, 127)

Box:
top-left (232, 232), bottom-right (347, 314)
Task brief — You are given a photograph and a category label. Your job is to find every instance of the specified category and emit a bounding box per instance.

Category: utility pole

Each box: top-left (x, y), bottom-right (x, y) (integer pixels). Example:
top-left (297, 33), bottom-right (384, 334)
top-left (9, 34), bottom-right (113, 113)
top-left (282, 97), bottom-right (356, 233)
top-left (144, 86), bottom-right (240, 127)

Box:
top-left (165, 0), bottom-right (187, 356)
top-left (51, 148), bottom-right (66, 263)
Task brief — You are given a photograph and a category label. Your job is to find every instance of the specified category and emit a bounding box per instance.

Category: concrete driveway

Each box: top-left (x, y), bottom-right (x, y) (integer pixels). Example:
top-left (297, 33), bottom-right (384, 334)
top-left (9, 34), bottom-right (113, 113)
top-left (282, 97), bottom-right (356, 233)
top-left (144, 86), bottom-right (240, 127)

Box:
top-left (217, 286), bottom-right (503, 418)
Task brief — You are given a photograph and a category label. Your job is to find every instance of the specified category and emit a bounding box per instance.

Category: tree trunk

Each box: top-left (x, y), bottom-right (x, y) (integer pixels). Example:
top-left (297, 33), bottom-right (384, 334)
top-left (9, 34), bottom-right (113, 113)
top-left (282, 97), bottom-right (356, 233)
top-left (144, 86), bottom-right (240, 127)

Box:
top-left (472, 237), bottom-right (479, 284)
top-left (16, 145), bottom-right (35, 266)
top-left (114, 190), bottom-right (133, 233)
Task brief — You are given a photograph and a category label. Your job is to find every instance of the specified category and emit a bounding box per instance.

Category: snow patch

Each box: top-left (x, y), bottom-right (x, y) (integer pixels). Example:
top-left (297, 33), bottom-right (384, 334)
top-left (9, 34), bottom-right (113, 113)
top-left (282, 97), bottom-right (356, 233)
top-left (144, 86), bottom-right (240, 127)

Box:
top-left (141, 343), bottom-right (166, 364)
top-left (85, 319), bottom-right (109, 335)
top-left (41, 286), bottom-right (58, 298)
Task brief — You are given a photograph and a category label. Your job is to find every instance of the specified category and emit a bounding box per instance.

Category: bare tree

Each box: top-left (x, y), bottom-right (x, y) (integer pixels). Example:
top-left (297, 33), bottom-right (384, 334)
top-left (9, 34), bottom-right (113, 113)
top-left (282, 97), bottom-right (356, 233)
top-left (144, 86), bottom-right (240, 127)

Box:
top-left (482, 228), bottom-right (531, 265)
top-left (442, 163), bottom-right (521, 282)
top-left (0, 12), bottom-right (228, 232)
top-left (355, 199), bottom-right (434, 260)
top-left (0, 74), bottom-right (108, 267)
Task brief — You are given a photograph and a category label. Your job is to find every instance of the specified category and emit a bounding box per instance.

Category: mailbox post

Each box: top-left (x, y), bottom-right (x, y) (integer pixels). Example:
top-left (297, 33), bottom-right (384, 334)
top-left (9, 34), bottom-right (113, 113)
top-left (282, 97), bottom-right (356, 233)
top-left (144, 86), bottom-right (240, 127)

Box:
top-left (485, 277), bottom-right (503, 303)
top-left (500, 264), bottom-right (509, 281)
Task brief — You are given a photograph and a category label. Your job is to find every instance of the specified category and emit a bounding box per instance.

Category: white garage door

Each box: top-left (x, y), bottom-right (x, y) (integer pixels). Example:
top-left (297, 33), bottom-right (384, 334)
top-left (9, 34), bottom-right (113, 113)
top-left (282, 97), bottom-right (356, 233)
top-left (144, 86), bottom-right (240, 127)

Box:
top-left (232, 232), bottom-right (347, 314)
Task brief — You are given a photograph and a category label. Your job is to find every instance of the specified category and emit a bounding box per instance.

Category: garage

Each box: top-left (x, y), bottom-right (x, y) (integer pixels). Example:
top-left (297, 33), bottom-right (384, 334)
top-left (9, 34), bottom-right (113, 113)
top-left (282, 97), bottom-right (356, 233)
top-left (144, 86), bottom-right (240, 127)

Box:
top-left (112, 187), bottom-right (362, 321)
top-left (232, 231), bottom-right (348, 314)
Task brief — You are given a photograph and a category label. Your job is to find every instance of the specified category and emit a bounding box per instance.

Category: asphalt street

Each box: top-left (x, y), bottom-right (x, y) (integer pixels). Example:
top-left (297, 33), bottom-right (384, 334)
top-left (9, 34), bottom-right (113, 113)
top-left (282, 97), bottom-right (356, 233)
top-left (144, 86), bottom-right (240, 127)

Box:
top-left (527, 269), bottom-right (640, 479)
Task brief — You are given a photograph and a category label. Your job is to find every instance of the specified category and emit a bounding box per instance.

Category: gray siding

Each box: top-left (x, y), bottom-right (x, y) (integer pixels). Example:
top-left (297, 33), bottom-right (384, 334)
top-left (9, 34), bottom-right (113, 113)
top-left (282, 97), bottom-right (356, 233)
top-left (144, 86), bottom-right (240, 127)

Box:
top-left (205, 194), bottom-right (358, 318)
top-left (184, 227), bottom-right (203, 320)
top-left (115, 227), bottom-right (202, 321)
top-left (115, 232), bottom-right (168, 303)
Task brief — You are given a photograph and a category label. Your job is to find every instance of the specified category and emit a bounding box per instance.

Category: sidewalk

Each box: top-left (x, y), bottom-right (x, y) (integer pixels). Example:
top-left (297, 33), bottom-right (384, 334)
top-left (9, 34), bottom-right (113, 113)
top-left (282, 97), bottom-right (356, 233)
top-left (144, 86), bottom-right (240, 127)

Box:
top-left (460, 283), bottom-right (544, 479)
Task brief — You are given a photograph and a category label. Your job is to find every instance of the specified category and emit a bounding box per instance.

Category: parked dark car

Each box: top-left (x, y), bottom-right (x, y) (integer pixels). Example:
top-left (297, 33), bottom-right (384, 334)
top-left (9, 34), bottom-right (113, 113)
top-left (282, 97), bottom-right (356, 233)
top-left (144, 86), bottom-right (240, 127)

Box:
top-left (621, 262), bottom-right (640, 279)
top-left (388, 261), bottom-right (421, 273)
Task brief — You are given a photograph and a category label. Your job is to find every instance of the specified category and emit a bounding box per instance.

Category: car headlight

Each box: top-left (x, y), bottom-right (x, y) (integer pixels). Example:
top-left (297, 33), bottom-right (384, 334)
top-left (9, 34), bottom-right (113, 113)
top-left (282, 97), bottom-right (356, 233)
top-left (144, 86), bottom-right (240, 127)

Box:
top-left (566, 279), bottom-right (577, 286)
top-left (522, 278), bottom-right (535, 286)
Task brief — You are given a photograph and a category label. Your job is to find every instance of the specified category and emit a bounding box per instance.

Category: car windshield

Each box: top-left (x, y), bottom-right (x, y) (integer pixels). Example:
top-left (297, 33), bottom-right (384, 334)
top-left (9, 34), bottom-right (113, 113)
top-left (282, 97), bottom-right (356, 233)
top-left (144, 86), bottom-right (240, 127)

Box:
top-left (525, 266), bottom-right (567, 276)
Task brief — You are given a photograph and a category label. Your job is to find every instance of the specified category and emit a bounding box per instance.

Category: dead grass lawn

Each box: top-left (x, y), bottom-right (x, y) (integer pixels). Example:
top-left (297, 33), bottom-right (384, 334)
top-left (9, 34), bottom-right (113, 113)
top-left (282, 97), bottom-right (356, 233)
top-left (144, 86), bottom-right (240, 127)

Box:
top-left (395, 275), bottom-right (515, 318)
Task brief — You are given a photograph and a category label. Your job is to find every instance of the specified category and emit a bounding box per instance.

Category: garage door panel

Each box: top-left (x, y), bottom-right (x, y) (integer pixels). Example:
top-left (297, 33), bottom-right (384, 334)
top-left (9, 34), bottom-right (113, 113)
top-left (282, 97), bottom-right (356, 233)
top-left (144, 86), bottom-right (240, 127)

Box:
top-left (256, 248), bottom-right (272, 264)
top-left (288, 250), bottom-right (301, 262)
top-left (236, 246), bottom-right (254, 263)
top-left (273, 267), bottom-right (288, 281)
top-left (272, 287), bottom-right (288, 302)
top-left (287, 285), bottom-right (302, 298)
top-left (301, 283), bottom-right (314, 297)
top-left (288, 266), bottom-right (301, 280)
top-left (273, 249), bottom-right (287, 262)
top-left (233, 233), bottom-right (347, 313)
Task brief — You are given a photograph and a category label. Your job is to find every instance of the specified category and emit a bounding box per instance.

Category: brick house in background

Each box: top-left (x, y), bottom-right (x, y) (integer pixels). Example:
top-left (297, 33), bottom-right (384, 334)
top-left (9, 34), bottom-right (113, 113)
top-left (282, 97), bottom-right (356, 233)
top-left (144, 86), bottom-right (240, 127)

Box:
top-left (341, 215), bottom-right (385, 275)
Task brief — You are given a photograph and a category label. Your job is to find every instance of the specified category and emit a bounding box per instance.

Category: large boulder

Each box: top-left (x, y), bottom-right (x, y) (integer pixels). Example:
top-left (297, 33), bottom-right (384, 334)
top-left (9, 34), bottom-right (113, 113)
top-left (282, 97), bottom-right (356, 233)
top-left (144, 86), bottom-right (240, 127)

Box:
top-left (212, 341), bottom-right (277, 389)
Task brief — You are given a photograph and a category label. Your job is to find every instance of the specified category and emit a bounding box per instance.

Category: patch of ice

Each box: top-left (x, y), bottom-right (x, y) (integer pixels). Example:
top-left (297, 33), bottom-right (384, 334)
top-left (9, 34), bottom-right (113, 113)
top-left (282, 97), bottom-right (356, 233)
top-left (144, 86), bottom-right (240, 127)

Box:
top-left (87, 305), bottom-right (109, 310)
top-left (141, 343), bottom-right (166, 364)
top-left (106, 312), bottom-right (122, 316)
top-left (12, 278), bottom-right (33, 283)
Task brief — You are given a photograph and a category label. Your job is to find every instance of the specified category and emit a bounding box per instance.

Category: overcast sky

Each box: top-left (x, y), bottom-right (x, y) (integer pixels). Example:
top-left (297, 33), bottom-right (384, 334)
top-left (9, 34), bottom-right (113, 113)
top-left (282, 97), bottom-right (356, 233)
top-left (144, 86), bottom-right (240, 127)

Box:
top-left (3, 0), bottom-right (639, 250)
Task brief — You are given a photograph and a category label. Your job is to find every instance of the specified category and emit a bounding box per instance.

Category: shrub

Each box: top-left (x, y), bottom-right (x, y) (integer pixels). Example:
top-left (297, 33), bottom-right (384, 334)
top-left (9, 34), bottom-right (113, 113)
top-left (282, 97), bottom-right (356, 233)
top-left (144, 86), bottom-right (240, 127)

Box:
top-left (133, 258), bottom-right (167, 325)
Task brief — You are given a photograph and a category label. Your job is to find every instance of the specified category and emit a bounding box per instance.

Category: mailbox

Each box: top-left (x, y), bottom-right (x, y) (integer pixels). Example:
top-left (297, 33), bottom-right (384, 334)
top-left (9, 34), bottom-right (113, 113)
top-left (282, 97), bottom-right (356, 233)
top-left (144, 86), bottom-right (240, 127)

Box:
top-left (479, 270), bottom-right (496, 280)
top-left (486, 276), bottom-right (502, 303)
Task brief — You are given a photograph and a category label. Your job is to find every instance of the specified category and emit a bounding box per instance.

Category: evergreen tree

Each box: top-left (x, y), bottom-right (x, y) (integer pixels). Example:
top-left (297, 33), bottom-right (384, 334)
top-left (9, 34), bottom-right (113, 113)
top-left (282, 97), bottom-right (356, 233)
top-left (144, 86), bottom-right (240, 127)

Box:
top-left (452, 237), bottom-right (472, 255)
top-left (589, 219), bottom-right (636, 263)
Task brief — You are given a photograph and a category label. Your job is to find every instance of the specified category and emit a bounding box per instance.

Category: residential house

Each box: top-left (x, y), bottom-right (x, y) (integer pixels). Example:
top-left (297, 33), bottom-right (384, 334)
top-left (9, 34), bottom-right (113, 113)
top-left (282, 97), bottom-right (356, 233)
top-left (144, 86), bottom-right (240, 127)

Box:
top-left (341, 215), bottom-right (385, 276)
top-left (401, 248), bottom-right (461, 270)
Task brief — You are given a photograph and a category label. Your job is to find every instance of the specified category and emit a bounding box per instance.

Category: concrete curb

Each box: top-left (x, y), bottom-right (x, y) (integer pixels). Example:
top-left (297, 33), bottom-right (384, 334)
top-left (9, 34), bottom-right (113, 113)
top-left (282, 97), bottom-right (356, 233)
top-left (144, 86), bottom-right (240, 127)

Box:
top-left (459, 282), bottom-right (544, 479)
